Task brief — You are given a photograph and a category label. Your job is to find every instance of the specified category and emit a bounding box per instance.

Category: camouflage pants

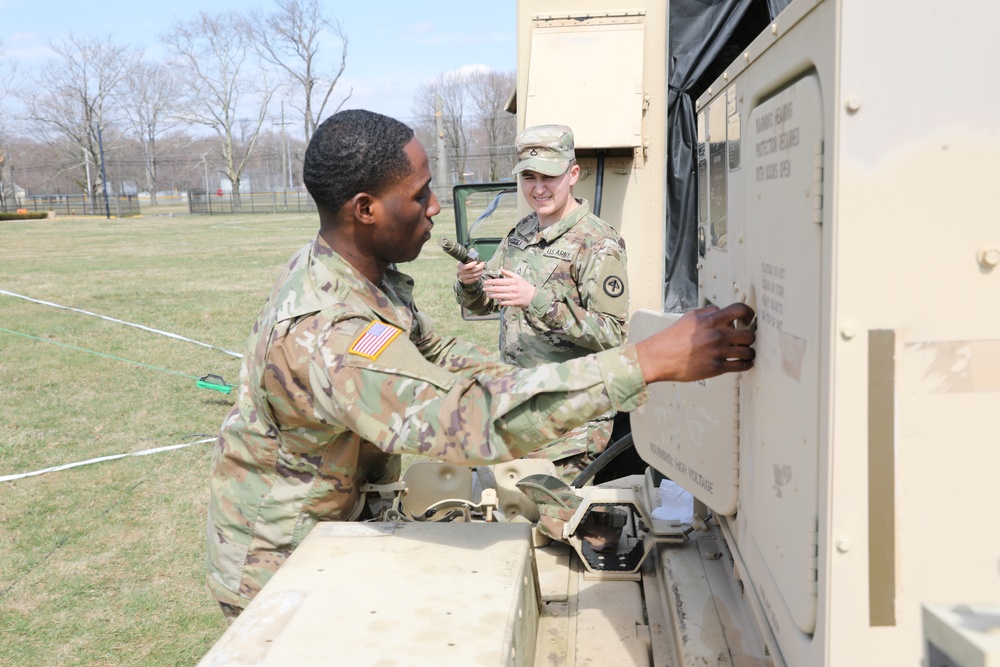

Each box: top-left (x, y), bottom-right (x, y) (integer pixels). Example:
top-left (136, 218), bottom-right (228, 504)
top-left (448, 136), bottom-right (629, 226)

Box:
top-left (524, 417), bottom-right (613, 485)
top-left (219, 601), bottom-right (243, 625)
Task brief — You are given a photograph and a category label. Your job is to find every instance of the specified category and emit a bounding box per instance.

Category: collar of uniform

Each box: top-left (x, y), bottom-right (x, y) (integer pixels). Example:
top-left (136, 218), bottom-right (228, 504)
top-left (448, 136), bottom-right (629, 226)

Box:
top-left (540, 198), bottom-right (590, 243)
top-left (272, 235), bottom-right (413, 331)
top-left (379, 264), bottom-right (418, 330)
top-left (513, 197), bottom-right (591, 245)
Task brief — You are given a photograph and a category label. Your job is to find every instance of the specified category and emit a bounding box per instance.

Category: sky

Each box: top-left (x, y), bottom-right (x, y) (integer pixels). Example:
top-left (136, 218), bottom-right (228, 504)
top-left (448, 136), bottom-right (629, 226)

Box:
top-left (0, 0), bottom-right (517, 123)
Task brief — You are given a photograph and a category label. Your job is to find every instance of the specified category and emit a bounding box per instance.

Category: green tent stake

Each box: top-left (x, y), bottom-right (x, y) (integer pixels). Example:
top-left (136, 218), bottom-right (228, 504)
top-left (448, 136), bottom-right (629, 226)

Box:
top-left (197, 374), bottom-right (233, 394)
top-left (0, 327), bottom-right (237, 396)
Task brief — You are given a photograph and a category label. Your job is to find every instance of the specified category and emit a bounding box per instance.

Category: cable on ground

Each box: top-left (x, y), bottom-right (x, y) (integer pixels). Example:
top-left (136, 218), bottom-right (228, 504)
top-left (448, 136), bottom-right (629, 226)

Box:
top-left (0, 327), bottom-right (234, 395)
top-left (0, 288), bottom-right (243, 358)
top-left (0, 436), bottom-right (216, 483)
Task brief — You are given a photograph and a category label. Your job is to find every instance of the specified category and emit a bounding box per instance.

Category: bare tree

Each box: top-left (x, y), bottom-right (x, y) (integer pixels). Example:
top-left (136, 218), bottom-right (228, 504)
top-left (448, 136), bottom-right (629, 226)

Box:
top-left (162, 12), bottom-right (276, 208)
top-left (249, 0), bottom-right (351, 142)
top-left (412, 68), bottom-right (517, 186)
top-left (21, 35), bottom-right (138, 210)
top-left (0, 47), bottom-right (11, 107)
top-left (468, 70), bottom-right (516, 181)
top-left (412, 71), bottom-right (471, 186)
top-left (119, 61), bottom-right (182, 206)
top-left (0, 45), bottom-right (18, 209)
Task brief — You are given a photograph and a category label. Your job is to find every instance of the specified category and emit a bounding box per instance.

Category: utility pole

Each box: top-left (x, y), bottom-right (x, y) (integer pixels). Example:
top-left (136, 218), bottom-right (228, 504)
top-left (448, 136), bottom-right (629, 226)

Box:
top-left (434, 95), bottom-right (447, 194)
top-left (84, 147), bottom-right (93, 214)
top-left (275, 101), bottom-right (294, 191)
top-left (281, 101), bottom-right (288, 191)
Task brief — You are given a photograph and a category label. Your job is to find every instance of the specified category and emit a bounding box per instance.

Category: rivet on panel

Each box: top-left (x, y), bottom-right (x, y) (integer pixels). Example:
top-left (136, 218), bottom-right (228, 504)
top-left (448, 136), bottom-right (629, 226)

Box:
top-left (836, 538), bottom-right (852, 553)
top-left (771, 23), bottom-right (778, 35)
top-left (841, 324), bottom-right (857, 340)
top-left (845, 96), bottom-right (862, 113)
top-left (977, 246), bottom-right (1000, 269)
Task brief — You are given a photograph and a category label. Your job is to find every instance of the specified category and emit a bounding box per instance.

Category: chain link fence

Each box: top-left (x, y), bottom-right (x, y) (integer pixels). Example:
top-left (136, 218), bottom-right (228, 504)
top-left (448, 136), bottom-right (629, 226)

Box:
top-left (4, 194), bottom-right (142, 217)
top-left (188, 189), bottom-right (317, 215)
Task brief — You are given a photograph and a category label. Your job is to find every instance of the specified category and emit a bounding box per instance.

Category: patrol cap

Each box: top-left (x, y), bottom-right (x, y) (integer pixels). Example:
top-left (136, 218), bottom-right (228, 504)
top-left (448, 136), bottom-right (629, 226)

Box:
top-left (511, 124), bottom-right (575, 177)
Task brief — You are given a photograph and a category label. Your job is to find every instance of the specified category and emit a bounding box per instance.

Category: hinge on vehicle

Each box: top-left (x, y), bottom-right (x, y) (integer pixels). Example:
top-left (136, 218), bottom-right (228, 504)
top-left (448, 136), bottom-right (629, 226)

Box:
top-left (812, 140), bottom-right (824, 224)
top-left (808, 515), bottom-right (819, 593)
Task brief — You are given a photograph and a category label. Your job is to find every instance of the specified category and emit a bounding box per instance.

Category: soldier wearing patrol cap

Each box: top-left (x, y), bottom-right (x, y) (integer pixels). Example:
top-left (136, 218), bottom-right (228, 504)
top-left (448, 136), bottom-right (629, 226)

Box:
top-left (455, 124), bottom-right (631, 483)
top-left (510, 123), bottom-right (577, 176)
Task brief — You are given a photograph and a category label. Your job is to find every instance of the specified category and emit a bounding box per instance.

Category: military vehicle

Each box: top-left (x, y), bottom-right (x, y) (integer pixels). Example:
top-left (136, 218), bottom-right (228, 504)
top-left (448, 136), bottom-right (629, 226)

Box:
top-left (197, 0), bottom-right (999, 665)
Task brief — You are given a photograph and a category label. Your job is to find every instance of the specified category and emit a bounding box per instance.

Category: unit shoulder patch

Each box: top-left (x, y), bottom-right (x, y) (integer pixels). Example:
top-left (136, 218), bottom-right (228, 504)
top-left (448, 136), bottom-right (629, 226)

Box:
top-left (589, 254), bottom-right (629, 317)
top-left (603, 275), bottom-right (626, 298)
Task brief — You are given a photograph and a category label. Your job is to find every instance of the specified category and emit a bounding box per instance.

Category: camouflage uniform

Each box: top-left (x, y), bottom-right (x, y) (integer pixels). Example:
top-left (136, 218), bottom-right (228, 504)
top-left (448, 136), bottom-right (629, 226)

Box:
top-left (454, 200), bottom-right (630, 480)
top-left (206, 235), bottom-right (648, 610)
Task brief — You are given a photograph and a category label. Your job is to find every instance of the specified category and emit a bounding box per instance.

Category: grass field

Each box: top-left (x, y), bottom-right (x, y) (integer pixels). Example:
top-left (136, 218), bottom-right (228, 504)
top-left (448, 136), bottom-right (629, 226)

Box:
top-left (0, 208), bottom-right (499, 666)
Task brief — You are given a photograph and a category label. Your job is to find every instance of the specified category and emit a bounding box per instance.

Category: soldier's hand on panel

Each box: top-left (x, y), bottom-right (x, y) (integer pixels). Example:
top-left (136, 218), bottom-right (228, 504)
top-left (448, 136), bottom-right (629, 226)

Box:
top-left (635, 303), bottom-right (756, 384)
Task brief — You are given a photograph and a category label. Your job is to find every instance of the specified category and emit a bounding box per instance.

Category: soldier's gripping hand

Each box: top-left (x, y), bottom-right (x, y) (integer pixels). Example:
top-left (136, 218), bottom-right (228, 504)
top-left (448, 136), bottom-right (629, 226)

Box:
top-left (484, 269), bottom-right (537, 308)
top-left (634, 303), bottom-right (756, 384)
top-left (457, 259), bottom-right (486, 285)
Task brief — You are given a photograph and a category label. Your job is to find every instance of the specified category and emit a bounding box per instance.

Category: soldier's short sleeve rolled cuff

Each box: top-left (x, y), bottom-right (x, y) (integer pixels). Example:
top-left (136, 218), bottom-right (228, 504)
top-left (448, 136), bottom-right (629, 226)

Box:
top-left (594, 344), bottom-right (648, 412)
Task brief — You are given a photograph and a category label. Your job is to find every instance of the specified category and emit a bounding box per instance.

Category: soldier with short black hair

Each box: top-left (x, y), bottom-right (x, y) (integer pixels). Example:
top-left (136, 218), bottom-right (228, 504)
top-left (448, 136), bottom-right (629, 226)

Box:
top-left (206, 109), bottom-right (755, 620)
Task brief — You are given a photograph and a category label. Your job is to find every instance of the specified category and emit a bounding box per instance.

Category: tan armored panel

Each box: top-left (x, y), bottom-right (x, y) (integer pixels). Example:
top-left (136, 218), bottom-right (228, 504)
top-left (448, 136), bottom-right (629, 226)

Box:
top-left (197, 522), bottom-right (538, 667)
top-left (735, 73), bottom-right (825, 635)
top-left (523, 14), bottom-right (645, 149)
top-left (628, 310), bottom-right (742, 517)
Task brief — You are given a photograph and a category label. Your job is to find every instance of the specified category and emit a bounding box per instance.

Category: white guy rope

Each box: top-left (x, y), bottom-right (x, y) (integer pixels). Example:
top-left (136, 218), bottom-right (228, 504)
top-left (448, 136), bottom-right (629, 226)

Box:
top-left (0, 437), bottom-right (215, 483)
top-left (0, 289), bottom-right (243, 358)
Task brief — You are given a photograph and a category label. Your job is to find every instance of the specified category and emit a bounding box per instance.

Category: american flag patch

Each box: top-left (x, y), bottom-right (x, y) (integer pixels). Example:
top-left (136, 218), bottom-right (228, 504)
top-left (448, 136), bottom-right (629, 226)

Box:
top-left (348, 321), bottom-right (402, 360)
